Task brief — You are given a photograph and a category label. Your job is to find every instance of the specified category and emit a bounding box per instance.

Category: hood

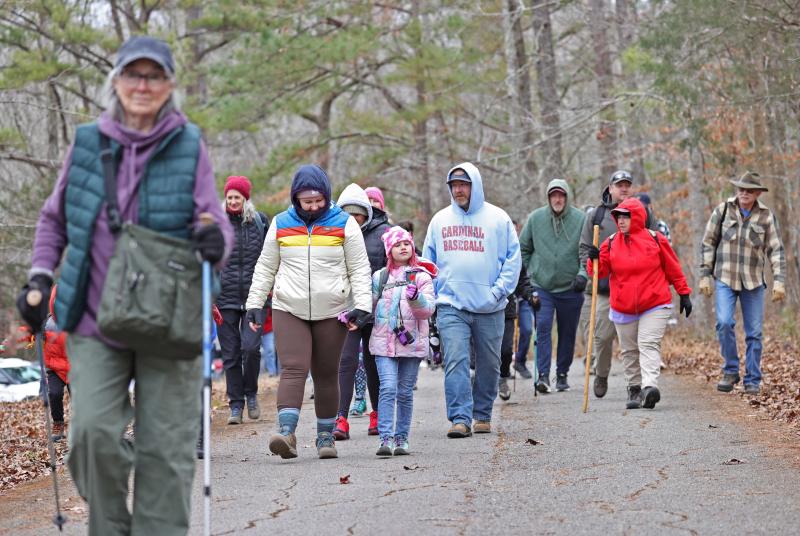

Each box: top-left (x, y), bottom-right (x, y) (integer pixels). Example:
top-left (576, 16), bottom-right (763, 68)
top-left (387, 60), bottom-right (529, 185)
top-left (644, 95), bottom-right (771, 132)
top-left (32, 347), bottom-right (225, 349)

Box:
top-left (412, 257), bottom-right (439, 279)
top-left (614, 197), bottom-right (647, 234)
top-left (364, 206), bottom-right (389, 233)
top-left (447, 162), bottom-right (485, 215)
top-left (290, 164), bottom-right (332, 211)
top-left (98, 109), bottom-right (188, 148)
top-left (336, 183), bottom-right (373, 229)
top-left (546, 178), bottom-right (572, 215)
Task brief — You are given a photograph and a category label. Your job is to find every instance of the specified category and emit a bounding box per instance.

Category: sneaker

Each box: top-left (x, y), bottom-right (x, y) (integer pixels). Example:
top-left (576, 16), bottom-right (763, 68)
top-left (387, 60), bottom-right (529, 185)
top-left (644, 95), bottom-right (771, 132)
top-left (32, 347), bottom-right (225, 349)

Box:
top-left (717, 373), bottom-right (740, 393)
top-left (626, 386), bottom-right (642, 410)
top-left (642, 386), bottom-right (661, 409)
top-left (227, 406), bottom-right (244, 425)
top-left (269, 432), bottom-right (298, 459)
top-left (349, 398), bottom-right (367, 416)
top-left (513, 361), bottom-right (532, 379)
top-left (376, 437), bottom-right (394, 457)
top-left (536, 376), bottom-right (552, 394)
top-left (368, 410), bottom-right (379, 436)
top-left (246, 396), bottom-right (261, 420)
top-left (393, 437), bottom-right (410, 456)
top-left (594, 376), bottom-right (608, 398)
top-left (333, 415), bottom-right (350, 440)
top-left (498, 377), bottom-right (511, 401)
top-left (316, 431), bottom-right (338, 459)
top-left (447, 423), bottom-right (472, 438)
top-left (744, 384), bottom-right (760, 395)
top-left (555, 374), bottom-right (570, 392)
top-left (473, 420), bottom-right (491, 434)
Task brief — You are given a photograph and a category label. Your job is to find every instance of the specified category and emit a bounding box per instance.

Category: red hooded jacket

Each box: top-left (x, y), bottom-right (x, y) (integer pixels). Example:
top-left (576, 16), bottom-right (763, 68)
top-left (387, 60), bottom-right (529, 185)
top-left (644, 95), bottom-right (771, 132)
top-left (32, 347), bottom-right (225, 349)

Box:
top-left (588, 198), bottom-right (690, 315)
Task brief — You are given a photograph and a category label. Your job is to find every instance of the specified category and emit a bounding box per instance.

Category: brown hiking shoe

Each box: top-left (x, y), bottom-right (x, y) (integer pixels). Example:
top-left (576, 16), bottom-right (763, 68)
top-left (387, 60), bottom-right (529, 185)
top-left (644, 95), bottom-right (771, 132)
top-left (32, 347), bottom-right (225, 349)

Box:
top-left (269, 432), bottom-right (298, 459)
top-left (446, 423), bottom-right (472, 438)
top-left (51, 422), bottom-right (67, 442)
top-left (473, 420), bottom-right (491, 434)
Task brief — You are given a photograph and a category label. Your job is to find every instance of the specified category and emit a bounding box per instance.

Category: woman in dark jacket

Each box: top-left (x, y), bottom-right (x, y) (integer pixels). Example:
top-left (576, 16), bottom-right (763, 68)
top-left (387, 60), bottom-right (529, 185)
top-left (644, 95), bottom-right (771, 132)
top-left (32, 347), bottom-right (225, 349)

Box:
top-left (217, 175), bottom-right (269, 424)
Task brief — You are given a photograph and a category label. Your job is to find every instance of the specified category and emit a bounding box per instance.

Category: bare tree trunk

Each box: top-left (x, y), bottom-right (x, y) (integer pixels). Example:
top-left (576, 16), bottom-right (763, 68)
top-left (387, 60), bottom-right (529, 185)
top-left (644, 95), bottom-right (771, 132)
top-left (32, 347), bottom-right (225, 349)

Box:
top-left (185, 6), bottom-right (208, 103)
top-left (589, 0), bottom-right (618, 180)
top-left (687, 144), bottom-right (710, 331)
top-left (614, 0), bottom-right (646, 183)
top-left (46, 80), bottom-right (59, 161)
top-left (412, 0), bottom-right (432, 222)
top-left (532, 0), bottom-right (562, 188)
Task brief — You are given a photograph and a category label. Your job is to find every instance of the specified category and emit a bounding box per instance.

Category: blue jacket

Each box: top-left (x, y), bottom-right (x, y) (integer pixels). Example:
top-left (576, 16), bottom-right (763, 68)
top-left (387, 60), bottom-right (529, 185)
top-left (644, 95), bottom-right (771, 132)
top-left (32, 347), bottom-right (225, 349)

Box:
top-left (422, 162), bottom-right (521, 314)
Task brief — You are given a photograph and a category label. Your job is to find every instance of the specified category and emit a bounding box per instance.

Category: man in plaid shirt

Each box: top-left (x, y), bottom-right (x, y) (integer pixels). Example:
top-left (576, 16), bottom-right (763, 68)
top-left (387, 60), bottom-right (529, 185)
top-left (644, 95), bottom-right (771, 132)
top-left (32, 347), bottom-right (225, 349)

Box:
top-left (699, 172), bottom-right (786, 394)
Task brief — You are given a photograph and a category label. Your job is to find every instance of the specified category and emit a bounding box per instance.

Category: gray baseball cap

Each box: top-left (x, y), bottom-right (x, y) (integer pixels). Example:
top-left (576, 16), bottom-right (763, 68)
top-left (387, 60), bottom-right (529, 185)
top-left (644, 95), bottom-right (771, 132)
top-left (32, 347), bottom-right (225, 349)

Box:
top-left (609, 170), bottom-right (634, 185)
top-left (116, 36), bottom-right (175, 75)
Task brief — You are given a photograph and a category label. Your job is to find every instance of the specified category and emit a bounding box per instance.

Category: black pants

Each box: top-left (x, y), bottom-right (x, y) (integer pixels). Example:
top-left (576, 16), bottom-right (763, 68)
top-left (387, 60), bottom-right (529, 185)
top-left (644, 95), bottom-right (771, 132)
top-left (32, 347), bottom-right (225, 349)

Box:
top-left (47, 370), bottom-right (69, 423)
top-left (219, 309), bottom-right (262, 409)
top-left (500, 317), bottom-right (515, 378)
top-left (337, 326), bottom-right (379, 416)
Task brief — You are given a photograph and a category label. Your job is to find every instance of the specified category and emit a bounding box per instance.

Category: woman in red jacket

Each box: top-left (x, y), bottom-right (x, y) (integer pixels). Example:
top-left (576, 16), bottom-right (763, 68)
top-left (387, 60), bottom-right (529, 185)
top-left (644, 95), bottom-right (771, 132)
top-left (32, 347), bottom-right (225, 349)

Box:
top-left (588, 198), bottom-right (692, 410)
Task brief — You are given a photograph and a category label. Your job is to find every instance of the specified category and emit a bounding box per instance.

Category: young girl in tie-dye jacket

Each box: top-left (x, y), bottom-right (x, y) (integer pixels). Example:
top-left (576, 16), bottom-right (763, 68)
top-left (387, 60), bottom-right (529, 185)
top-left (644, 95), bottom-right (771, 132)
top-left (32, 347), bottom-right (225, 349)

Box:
top-left (369, 226), bottom-right (437, 456)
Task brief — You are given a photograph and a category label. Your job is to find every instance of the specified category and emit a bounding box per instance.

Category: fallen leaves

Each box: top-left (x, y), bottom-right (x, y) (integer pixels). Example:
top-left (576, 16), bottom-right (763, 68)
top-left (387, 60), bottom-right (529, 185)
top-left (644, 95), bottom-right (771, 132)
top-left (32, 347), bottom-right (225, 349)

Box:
top-left (525, 438), bottom-right (541, 446)
top-left (722, 458), bottom-right (746, 465)
top-left (339, 474), bottom-right (350, 484)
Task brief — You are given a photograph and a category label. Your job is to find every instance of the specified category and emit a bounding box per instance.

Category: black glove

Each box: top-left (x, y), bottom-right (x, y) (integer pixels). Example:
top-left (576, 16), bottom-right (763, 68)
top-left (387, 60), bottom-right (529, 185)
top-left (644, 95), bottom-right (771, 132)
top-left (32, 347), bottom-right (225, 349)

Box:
top-left (345, 309), bottom-right (374, 329)
top-left (572, 275), bottom-right (588, 293)
top-left (16, 274), bottom-right (53, 332)
top-left (679, 295), bottom-right (692, 318)
top-left (597, 278), bottom-right (610, 295)
top-left (245, 308), bottom-right (265, 327)
top-left (529, 291), bottom-right (541, 312)
top-left (587, 245), bottom-right (600, 261)
top-left (193, 223), bottom-right (225, 264)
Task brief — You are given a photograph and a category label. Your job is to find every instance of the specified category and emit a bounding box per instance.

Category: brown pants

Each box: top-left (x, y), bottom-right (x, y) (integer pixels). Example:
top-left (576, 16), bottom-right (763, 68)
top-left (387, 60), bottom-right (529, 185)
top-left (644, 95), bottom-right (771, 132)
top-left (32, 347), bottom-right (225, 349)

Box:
top-left (273, 310), bottom-right (348, 418)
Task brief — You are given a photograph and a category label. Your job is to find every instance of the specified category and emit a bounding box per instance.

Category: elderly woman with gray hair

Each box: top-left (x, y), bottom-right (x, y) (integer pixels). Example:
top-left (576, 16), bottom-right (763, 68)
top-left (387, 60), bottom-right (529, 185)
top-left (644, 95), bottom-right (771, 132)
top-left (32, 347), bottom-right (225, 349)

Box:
top-left (16, 36), bottom-right (232, 535)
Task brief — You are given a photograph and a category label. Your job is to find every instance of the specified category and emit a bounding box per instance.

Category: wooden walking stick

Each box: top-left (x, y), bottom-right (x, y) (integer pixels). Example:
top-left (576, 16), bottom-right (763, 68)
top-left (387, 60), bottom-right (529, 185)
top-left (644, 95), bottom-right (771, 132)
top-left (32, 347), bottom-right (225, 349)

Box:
top-left (582, 225), bottom-right (600, 413)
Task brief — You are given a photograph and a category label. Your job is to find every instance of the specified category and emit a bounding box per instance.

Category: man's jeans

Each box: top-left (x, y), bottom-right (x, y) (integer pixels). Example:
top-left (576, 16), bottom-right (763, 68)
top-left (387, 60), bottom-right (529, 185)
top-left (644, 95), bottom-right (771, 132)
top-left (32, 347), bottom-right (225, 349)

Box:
top-left (438, 305), bottom-right (504, 425)
top-left (534, 288), bottom-right (584, 378)
top-left (515, 299), bottom-right (534, 366)
top-left (715, 280), bottom-right (765, 386)
top-left (261, 331), bottom-right (279, 376)
top-left (375, 356), bottom-right (421, 440)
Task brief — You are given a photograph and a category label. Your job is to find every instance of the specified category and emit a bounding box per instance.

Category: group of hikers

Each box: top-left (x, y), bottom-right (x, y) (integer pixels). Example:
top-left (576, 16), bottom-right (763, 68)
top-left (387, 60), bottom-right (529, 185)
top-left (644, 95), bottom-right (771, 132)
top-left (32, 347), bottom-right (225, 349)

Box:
top-left (11, 36), bottom-right (787, 536)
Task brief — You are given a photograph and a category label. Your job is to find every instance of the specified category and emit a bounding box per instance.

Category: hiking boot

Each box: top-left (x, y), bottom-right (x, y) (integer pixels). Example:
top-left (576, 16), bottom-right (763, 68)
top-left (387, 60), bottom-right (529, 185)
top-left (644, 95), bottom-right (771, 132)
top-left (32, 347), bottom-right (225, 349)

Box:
top-left (376, 437), bottom-right (394, 457)
top-left (626, 386), bottom-right (642, 410)
top-left (246, 396), bottom-right (261, 420)
top-left (555, 374), bottom-right (570, 392)
top-left (333, 415), bottom-right (350, 440)
top-left (641, 386), bottom-right (661, 409)
top-left (744, 384), bottom-right (761, 395)
top-left (513, 361), bottom-right (532, 379)
top-left (717, 373), bottom-right (740, 393)
top-left (447, 423), bottom-right (472, 438)
top-left (594, 376), bottom-right (608, 398)
top-left (536, 376), bottom-right (552, 394)
top-left (51, 422), bottom-right (66, 442)
top-left (393, 437), bottom-right (410, 456)
top-left (227, 406), bottom-right (243, 425)
top-left (368, 410), bottom-right (379, 436)
top-left (269, 432), bottom-right (298, 459)
top-left (316, 431), bottom-right (338, 459)
top-left (473, 420), bottom-right (491, 434)
top-left (349, 398), bottom-right (367, 416)
top-left (498, 378), bottom-right (511, 401)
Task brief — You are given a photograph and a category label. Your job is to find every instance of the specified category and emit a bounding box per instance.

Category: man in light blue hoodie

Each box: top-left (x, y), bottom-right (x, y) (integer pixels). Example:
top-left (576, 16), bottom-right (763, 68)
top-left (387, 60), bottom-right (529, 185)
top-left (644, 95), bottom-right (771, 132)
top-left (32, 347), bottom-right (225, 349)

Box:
top-left (423, 163), bottom-right (521, 438)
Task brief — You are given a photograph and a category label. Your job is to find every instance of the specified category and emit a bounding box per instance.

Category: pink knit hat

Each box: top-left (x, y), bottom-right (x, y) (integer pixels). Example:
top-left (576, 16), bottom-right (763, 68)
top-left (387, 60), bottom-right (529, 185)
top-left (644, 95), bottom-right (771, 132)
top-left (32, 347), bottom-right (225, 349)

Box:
top-left (382, 226), bottom-right (417, 270)
top-left (224, 175), bottom-right (252, 200)
top-left (364, 186), bottom-right (385, 210)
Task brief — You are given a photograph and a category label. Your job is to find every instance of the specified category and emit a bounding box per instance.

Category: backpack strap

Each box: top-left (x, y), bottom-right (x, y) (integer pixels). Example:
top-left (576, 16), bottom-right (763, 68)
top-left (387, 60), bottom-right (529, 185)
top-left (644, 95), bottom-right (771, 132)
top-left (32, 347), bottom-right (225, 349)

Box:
top-left (377, 268), bottom-right (390, 297)
top-left (253, 211), bottom-right (268, 238)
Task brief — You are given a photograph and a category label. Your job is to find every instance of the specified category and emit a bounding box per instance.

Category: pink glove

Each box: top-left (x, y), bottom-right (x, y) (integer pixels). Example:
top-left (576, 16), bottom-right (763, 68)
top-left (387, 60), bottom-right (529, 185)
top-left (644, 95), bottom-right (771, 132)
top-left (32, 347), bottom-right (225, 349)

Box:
top-left (405, 284), bottom-right (418, 300)
top-left (337, 311), bottom-right (350, 324)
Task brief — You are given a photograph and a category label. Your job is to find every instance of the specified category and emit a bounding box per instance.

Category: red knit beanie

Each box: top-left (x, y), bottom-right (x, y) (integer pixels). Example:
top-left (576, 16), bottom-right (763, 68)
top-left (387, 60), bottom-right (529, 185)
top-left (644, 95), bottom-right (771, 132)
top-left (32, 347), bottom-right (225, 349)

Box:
top-left (224, 176), bottom-right (252, 200)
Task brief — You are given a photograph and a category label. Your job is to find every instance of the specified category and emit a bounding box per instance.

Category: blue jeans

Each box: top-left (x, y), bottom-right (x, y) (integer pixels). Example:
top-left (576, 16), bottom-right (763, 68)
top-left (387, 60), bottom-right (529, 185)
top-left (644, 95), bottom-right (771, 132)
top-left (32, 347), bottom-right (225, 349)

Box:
top-left (534, 288), bottom-right (584, 378)
top-left (437, 305), bottom-right (504, 424)
top-left (516, 299), bottom-right (534, 365)
top-left (375, 356), bottom-right (421, 440)
top-left (261, 332), bottom-right (278, 376)
top-left (715, 280), bottom-right (765, 386)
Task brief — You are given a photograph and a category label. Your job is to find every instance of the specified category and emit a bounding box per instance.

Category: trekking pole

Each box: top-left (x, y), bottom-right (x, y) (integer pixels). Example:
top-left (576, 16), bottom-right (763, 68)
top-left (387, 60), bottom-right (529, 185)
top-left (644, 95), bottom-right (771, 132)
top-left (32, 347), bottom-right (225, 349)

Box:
top-left (582, 225), bottom-right (600, 413)
top-left (25, 290), bottom-right (67, 531)
top-left (512, 314), bottom-right (519, 393)
top-left (531, 302), bottom-right (538, 399)
top-left (199, 214), bottom-right (214, 536)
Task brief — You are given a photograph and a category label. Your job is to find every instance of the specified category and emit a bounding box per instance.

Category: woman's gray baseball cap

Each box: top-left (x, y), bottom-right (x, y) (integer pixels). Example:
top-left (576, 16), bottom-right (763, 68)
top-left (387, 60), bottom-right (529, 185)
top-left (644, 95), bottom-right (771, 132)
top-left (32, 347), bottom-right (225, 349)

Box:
top-left (115, 36), bottom-right (175, 75)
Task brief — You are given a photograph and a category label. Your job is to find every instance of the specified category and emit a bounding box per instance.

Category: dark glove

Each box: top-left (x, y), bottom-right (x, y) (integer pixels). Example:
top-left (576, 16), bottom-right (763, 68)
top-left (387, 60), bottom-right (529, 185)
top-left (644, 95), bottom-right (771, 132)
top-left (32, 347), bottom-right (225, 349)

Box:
top-left (597, 278), bottom-right (610, 295)
top-left (572, 275), bottom-right (588, 293)
top-left (193, 223), bottom-right (225, 264)
top-left (16, 274), bottom-right (53, 332)
top-left (679, 294), bottom-right (692, 318)
top-left (587, 245), bottom-right (600, 261)
top-left (345, 309), bottom-right (374, 329)
top-left (245, 308), bottom-right (265, 327)
top-left (529, 291), bottom-right (541, 312)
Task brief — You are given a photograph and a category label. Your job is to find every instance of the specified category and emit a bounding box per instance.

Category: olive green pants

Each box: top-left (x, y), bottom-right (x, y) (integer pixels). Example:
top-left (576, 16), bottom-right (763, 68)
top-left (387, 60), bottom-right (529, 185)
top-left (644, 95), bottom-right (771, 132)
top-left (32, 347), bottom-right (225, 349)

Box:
top-left (66, 335), bottom-right (202, 536)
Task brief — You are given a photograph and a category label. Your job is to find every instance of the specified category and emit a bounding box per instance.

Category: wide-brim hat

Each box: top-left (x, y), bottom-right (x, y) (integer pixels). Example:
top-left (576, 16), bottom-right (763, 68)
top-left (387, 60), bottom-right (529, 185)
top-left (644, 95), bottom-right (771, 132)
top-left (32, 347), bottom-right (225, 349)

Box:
top-left (729, 171), bottom-right (768, 192)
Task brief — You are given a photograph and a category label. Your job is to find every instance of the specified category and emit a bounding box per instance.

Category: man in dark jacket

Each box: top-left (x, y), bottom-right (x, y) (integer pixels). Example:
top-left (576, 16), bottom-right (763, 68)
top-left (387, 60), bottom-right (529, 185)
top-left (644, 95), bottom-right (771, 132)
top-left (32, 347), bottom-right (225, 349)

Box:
top-left (217, 176), bottom-right (269, 424)
top-left (498, 265), bottom-right (535, 401)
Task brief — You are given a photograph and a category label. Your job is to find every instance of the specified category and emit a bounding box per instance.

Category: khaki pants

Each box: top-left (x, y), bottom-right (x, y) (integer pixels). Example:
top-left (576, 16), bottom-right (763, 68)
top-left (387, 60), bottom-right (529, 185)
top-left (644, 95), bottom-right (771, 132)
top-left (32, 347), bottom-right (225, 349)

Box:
top-left (66, 335), bottom-right (202, 536)
top-left (613, 307), bottom-right (671, 389)
top-left (580, 294), bottom-right (616, 378)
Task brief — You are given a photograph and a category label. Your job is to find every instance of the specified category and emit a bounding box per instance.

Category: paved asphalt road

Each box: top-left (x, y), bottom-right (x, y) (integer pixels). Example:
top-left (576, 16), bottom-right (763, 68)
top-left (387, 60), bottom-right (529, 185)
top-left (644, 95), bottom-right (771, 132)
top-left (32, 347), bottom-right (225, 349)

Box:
top-left (2, 360), bottom-right (800, 535)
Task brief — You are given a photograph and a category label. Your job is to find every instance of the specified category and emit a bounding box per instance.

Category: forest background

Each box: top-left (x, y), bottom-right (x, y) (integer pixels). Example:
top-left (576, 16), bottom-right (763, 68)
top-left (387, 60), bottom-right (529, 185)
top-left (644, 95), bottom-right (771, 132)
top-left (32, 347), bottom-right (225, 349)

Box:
top-left (1, 0), bottom-right (799, 334)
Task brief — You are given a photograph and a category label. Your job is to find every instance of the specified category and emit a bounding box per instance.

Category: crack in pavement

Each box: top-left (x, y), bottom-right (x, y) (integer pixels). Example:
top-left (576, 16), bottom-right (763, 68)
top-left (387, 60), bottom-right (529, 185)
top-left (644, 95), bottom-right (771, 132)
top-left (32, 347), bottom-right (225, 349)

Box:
top-left (626, 465), bottom-right (670, 501)
top-left (270, 478), bottom-right (298, 519)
